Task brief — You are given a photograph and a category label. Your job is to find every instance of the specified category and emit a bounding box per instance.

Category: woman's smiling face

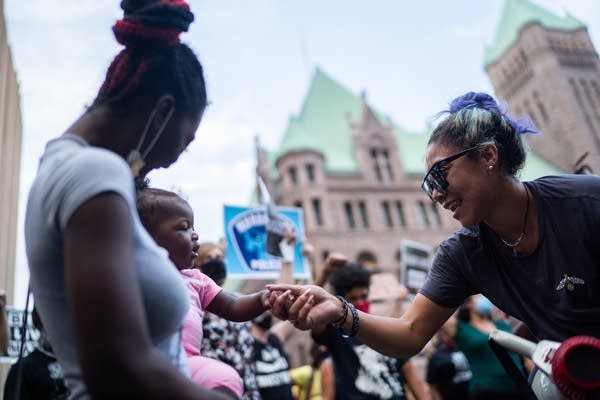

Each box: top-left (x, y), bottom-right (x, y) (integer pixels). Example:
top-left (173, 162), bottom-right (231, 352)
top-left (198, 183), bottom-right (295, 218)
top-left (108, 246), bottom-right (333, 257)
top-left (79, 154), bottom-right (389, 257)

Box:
top-left (424, 141), bottom-right (494, 227)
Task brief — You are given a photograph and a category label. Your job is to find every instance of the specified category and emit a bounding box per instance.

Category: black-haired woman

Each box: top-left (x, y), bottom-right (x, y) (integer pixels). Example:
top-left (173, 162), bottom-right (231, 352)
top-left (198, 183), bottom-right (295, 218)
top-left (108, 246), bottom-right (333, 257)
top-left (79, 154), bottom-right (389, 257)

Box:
top-left (267, 92), bottom-right (600, 372)
top-left (24, 1), bottom-right (234, 399)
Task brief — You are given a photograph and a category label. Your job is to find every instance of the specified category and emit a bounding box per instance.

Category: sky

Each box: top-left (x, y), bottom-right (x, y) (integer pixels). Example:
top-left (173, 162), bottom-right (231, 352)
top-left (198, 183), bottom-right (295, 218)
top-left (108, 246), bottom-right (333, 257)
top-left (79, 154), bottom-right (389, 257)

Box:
top-left (4, 0), bottom-right (600, 306)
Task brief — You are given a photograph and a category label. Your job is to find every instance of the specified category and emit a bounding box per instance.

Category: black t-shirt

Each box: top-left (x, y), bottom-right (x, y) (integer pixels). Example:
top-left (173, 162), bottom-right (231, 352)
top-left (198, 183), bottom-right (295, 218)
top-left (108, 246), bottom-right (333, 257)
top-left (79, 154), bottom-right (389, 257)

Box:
top-left (420, 175), bottom-right (600, 341)
top-left (4, 349), bottom-right (69, 400)
top-left (426, 347), bottom-right (472, 400)
top-left (252, 333), bottom-right (293, 400)
top-left (313, 324), bottom-right (407, 400)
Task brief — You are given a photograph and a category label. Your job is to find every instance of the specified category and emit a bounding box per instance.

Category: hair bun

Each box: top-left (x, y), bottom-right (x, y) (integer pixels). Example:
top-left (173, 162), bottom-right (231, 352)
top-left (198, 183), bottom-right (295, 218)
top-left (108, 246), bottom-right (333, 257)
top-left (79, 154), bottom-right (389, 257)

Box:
top-left (114, 0), bottom-right (194, 49)
top-left (448, 92), bottom-right (500, 114)
top-left (447, 91), bottom-right (538, 135)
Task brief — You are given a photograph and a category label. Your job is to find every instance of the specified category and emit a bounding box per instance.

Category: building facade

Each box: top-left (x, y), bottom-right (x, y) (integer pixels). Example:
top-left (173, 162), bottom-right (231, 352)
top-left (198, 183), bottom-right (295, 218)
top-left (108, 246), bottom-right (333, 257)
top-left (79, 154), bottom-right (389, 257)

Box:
top-left (485, 0), bottom-right (600, 173)
top-left (257, 66), bottom-right (561, 280)
top-left (0, 0), bottom-right (22, 307)
top-left (0, 0), bottom-right (23, 392)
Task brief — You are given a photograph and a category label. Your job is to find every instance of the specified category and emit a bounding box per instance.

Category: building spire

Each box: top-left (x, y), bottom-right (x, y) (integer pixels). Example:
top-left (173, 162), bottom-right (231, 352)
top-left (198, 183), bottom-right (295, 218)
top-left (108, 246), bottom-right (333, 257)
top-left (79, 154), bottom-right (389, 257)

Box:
top-left (484, 0), bottom-right (585, 67)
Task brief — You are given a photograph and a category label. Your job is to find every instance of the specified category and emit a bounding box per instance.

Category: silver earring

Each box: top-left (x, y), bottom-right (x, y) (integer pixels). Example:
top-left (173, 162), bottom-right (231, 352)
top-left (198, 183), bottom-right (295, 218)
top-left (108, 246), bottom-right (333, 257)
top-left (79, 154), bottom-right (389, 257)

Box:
top-left (488, 165), bottom-right (493, 170)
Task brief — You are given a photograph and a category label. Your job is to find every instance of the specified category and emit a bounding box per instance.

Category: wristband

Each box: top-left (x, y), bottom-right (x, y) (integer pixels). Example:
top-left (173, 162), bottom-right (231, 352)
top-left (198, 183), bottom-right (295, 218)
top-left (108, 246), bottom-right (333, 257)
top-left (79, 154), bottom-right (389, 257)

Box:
top-left (341, 303), bottom-right (359, 338)
top-left (333, 296), bottom-right (359, 338)
top-left (332, 295), bottom-right (348, 327)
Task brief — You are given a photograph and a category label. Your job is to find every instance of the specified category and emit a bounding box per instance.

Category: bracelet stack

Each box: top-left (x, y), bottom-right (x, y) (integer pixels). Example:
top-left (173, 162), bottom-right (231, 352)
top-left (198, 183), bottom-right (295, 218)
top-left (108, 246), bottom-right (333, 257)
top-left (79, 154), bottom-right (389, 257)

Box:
top-left (332, 295), bottom-right (348, 327)
top-left (332, 295), bottom-right (359, 338)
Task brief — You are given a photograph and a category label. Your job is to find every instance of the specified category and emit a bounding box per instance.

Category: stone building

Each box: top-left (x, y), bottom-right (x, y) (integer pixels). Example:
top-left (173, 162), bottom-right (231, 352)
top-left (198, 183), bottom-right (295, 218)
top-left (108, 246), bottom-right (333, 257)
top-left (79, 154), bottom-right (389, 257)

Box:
top-left (0, 0), bottom-right (23, 391)
top-left (257, 66), bottom-right (561, 276)
top-left (485, 0), bottom-right (600, 174)
top-left (0, 0), bottom-right (22, 308)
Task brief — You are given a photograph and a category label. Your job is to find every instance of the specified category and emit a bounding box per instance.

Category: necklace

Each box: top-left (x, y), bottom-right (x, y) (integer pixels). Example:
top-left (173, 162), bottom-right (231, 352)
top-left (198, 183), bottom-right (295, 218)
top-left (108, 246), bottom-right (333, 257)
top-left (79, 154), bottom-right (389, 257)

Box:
top-left (500, 185), bottom-right (530, 248)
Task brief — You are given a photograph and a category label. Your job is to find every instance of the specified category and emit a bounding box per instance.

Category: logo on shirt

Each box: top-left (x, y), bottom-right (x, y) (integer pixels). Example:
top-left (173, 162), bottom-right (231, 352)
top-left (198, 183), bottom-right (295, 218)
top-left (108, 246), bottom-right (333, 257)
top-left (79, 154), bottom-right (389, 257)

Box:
top-left (555, 274), bottom-right (585, 292)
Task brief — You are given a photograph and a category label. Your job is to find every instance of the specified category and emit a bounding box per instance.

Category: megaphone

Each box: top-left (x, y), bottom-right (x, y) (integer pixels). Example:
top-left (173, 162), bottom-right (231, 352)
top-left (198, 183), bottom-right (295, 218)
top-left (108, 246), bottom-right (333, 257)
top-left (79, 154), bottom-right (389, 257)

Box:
top-left (489, 330), bottom-right (600, 399)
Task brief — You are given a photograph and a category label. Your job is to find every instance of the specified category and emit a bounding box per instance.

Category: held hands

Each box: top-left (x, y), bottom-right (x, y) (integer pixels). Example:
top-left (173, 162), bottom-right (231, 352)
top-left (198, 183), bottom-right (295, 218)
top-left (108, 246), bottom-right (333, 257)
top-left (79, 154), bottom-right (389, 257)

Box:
top-left (266, 284), bottom-right (342, 330)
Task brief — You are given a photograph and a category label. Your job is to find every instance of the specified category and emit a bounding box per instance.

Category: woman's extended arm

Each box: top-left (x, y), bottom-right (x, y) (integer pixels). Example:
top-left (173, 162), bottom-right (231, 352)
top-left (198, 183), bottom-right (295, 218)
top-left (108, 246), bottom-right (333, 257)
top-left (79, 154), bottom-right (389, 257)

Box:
top-left (268, 284), bottom-right (454, 359)
top-left (64, 193), bottom-right (231, 400)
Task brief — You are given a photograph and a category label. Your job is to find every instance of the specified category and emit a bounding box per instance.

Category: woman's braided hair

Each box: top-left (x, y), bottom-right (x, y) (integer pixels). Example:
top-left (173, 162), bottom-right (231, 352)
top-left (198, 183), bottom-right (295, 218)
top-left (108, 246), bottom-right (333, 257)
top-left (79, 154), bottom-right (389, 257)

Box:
top-left (91, 0), bottom-right (206, 118)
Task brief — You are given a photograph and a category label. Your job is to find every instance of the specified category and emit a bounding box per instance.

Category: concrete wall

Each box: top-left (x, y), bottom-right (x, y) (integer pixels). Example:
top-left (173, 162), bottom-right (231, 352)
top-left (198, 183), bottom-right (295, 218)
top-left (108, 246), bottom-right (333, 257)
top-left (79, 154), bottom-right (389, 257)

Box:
top-left (0, 0), bottom-right (23, 394)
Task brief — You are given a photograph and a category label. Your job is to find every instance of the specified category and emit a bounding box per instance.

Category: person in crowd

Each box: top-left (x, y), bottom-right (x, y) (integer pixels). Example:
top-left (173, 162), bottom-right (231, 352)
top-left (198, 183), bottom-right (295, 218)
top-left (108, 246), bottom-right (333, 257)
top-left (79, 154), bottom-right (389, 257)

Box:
top-left (311, 263), bottom-right (429, 400)
top-left (197, 235), bottom-right (297, 400)
top-left (267, 91), bottom-right (600, 374)
top-left (426, 316), bottom-right (472, 400)
top-left (138, 187), bottom-right (293, 398)
top-left (4, 308), bottom-right (69, 400)
top-left (0, 290), bottom-right (9, 354)
top-left (453, 295), bottom-right (525, 399)
top-left (289, 343), bottom-right (333, 400)
top-left (23, 1), bottom-right (236, 398)
top-left (249, 311), bottom-right (295, 399)
top-left (194, 243), bottom-right (263, 400)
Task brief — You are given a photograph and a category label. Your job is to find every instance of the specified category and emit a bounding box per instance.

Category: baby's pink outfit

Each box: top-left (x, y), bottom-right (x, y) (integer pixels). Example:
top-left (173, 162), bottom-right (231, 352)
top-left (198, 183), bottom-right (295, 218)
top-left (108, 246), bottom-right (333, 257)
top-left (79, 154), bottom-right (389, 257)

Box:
top-left (180, 268), bottom-right (244, 399)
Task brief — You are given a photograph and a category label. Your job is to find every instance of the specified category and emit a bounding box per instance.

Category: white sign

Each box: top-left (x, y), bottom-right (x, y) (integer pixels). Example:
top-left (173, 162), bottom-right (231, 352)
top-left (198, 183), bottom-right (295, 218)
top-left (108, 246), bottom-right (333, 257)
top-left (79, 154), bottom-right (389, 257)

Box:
top-left (400, 240), bottom-right (433, 294)
top-left (2, 307), bottom-right (39, 360)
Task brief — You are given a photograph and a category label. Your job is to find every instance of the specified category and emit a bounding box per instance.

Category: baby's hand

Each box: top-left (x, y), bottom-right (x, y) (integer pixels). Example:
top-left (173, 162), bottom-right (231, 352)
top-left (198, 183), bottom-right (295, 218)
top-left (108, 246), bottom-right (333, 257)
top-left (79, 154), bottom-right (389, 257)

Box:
top-left (260, 289), bottom-right (274, 310)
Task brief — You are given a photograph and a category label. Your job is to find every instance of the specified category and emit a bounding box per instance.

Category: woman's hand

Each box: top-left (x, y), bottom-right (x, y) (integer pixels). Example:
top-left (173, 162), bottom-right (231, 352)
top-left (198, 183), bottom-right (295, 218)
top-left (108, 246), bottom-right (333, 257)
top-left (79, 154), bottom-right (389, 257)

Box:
top-left (267, 284), bottom-right (343, 330)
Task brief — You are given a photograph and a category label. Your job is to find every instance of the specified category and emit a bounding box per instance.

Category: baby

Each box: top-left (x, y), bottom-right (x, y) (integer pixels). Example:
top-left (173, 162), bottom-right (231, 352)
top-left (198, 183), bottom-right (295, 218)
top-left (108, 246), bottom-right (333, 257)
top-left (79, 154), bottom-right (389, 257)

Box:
top-left (136, 188), bottom-right (291, 399)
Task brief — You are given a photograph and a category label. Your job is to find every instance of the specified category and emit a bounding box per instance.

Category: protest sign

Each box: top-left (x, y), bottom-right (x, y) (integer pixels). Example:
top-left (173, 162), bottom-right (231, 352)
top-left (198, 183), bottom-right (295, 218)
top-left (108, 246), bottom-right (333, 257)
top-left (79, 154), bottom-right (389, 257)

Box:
top-left (1, 307), bottom-right (39, 362)
top-left (400, 240), bottom-right (433, 295)
top-left (224, 205), bottom-right (310, 279)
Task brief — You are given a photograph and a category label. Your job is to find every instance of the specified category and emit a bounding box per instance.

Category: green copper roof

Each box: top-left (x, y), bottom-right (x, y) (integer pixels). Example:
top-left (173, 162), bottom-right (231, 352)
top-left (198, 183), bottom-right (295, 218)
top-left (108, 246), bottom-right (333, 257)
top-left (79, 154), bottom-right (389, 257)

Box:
top-left (275, 68), bottom-right (428, 174)
top-left (277, 68), bottom-right (363, 172)
top-left (485, 0), bottom-right (585, 66)
top-left (273, 67), bottom-right (563, 179)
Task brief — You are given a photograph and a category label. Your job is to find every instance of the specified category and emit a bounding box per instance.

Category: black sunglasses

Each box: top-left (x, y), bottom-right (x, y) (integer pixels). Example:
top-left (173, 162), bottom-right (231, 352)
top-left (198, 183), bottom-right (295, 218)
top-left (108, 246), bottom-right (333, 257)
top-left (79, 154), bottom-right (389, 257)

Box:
top-left (421, 144), bottom-right (482, 201)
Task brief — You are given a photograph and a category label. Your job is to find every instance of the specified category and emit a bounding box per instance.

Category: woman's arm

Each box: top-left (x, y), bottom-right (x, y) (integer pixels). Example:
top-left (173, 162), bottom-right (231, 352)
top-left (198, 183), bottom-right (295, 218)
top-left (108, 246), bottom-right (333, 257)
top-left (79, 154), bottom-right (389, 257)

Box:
top-left (269, 284), bottom-right (455, 359)
top-left (64, 193), bottom-right (231, 400)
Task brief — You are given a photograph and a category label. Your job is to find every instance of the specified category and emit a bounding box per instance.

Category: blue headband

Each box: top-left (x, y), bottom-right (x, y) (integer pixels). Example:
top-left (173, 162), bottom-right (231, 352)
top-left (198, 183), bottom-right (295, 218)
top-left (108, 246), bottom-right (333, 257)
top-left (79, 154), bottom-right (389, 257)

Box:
top-left (448, 92), bottom-right (539, 135)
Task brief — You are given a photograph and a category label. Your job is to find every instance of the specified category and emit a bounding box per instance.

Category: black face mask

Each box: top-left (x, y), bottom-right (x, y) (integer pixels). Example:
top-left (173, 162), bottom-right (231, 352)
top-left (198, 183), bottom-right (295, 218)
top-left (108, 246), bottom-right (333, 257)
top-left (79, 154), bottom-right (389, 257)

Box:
top-left (199, 259), bottom-right (227, 283)
top-left (253, 312), bottom-right (273, 331)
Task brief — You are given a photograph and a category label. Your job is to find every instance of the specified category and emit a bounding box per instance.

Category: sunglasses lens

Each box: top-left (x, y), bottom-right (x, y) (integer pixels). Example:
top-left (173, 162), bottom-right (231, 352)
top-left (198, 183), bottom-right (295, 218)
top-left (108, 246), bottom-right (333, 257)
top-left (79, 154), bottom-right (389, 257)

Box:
top-left (422, 168), bottom-right (445, 200)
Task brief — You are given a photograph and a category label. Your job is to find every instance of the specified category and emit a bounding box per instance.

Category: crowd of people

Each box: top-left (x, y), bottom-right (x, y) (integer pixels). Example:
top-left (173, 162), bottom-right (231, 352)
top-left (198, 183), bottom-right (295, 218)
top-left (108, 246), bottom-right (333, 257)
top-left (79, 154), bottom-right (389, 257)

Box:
top-left (5, 0), bottom-right (599, 399)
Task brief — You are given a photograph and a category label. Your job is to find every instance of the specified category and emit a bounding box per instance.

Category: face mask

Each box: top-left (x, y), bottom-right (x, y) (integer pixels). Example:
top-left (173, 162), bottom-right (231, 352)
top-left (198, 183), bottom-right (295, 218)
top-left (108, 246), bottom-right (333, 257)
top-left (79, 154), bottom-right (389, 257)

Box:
top-left (474, 296), bottom-right (493, 316)
top-left (199, 259), bottom-right (227, 283)
top-left (127, 99), bottom-right (176, 177)
top-left (354, 299), bottom-right (370, 314)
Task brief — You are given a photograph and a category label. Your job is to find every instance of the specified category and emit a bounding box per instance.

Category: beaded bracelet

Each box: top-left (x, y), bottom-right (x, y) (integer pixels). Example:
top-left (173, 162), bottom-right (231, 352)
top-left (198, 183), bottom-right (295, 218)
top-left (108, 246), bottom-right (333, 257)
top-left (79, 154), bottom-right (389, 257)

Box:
top-left (332, 295), bottom-right (348, 327)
